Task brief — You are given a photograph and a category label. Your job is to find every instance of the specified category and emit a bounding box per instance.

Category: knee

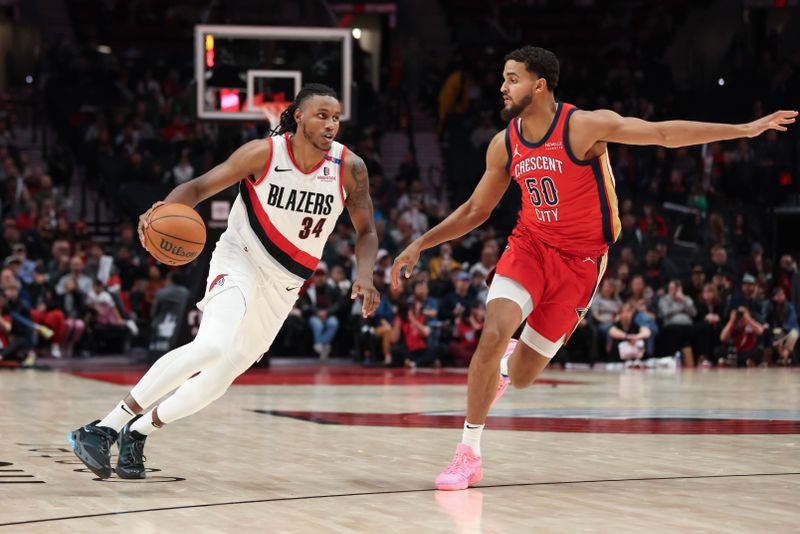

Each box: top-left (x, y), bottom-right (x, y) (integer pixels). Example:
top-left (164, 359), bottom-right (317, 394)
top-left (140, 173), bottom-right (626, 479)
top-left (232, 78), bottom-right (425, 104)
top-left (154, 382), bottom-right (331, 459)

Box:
top-left (474, 327), bottom-right (508, 363)
top-left (479, 326), bottom-right (506, 350)
top-left (190, 338), bottom-right (228, 363)
top-left (328, 316), bottom-right (339, 329)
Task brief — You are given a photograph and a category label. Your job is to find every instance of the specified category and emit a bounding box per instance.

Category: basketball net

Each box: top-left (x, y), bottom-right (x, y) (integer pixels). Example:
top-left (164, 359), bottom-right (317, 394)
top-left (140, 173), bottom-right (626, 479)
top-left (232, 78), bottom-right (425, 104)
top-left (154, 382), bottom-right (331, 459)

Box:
top-left (259, 101), bottom-right (290, 132)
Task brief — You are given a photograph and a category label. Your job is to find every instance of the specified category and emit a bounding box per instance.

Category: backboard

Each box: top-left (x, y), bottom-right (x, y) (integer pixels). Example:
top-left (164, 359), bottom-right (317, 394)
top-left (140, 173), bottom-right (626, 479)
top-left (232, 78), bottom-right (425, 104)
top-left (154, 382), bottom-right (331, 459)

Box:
top-left (194, 25), bottom-right (352, 123)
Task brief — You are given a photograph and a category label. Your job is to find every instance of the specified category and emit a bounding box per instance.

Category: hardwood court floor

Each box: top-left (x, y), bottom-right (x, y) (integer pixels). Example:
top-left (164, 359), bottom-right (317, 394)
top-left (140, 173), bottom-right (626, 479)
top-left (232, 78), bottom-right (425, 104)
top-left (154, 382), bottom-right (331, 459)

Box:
top-left (1, 362), bottom-right (798, 532)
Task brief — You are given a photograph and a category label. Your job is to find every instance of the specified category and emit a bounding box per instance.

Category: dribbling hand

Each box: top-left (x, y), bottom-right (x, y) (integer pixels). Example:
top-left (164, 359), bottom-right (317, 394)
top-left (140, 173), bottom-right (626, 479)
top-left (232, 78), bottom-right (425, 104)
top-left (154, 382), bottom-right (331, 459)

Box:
top-left (391, 243), bottom-right (421, 289)
top-left (747, 110), bottom-right (797, 137)
top-left (138, 201), bottom-right (165, 249)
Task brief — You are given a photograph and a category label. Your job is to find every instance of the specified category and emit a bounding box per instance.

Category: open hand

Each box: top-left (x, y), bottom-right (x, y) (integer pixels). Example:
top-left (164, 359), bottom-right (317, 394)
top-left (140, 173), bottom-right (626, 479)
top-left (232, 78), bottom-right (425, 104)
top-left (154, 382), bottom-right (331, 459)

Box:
top-left (747, 110), bottom-right (797, 137)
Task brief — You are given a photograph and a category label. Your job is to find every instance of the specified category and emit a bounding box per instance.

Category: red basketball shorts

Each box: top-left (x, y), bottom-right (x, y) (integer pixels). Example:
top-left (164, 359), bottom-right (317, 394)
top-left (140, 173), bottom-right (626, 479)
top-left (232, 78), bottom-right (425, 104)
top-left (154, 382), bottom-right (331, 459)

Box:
top-left (490, 231), bottom-right (608, 356)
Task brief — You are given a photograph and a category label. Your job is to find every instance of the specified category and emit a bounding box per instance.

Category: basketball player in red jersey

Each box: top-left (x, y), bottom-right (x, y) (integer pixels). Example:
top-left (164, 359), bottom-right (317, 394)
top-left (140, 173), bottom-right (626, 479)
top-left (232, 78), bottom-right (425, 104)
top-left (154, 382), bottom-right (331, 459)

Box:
top-left (69, 84), bottom-right (380, 479)
top-left (391, 46), bottom-right (797, 490)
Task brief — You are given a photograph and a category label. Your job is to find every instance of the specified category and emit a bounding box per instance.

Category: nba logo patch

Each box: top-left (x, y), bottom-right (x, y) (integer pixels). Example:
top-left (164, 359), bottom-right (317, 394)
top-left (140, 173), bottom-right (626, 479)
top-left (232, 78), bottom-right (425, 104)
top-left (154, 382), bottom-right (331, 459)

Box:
top-left (323, 167), bottom-right (330, 176)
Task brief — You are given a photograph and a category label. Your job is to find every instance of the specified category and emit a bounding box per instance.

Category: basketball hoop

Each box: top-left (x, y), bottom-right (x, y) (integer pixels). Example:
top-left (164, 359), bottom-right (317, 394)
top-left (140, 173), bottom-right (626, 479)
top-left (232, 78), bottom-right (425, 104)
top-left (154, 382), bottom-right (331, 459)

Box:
top-left (259, 101), bottom-right (290, 131)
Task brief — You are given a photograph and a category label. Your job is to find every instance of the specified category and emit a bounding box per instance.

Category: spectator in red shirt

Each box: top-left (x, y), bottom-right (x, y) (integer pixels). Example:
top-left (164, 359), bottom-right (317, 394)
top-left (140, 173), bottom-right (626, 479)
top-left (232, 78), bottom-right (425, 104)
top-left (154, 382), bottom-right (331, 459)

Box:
top-left (392, 298), bottom-right (438, 368)
top-left (448, 302), bottom-right (485, 366)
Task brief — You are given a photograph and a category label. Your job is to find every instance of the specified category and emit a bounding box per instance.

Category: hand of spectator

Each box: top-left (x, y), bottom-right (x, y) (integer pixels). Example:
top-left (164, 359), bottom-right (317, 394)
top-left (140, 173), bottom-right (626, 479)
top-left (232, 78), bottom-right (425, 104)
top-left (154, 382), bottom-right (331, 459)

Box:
top-left (138, 201), bottom-right (165, 248)
top-left (317, 309), bottom-right (328, 320)
top-left (351, 276), bottom-right (380, 318)
top-left (391, 242), bottom-right (421, 288)
top-left (746, 110), bottom-right (797, 137)
top-left (705, 313), bottom-right (720, 325)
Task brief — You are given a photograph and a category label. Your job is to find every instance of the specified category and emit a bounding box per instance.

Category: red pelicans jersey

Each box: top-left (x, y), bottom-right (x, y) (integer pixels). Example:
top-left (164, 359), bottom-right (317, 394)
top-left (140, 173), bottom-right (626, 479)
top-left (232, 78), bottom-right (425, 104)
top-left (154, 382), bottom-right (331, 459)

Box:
top-left (505, 102), bottom-right (620, 257)
top-left (229, 133), bottom-right (346, 280)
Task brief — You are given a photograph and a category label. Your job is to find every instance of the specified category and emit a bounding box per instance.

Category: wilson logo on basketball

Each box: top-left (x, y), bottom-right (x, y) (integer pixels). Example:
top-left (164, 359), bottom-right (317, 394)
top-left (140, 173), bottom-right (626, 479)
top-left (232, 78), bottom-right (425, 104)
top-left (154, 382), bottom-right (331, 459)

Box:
top-left (159, 238), bottom-right (198, 259)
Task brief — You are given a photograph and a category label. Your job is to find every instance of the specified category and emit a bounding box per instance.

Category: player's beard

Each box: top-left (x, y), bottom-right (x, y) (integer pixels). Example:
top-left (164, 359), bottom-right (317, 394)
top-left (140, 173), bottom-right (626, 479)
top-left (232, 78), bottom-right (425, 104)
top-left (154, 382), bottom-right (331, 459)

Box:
top-left (500, 93), bottom-right (533, 121)
top-left (301, 123), bottom-right (329, 152)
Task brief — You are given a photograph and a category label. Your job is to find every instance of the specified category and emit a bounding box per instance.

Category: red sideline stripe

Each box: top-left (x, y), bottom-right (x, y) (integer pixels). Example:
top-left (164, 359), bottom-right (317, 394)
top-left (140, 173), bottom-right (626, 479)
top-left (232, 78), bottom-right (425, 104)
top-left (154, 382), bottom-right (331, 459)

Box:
top-left (68, 367), bottom-right (587, 386)
top-left (208, 273), bottom-right (227, 292)
top-left (243, 179), bottom-right (319, 270)
top-left (269, 411), bottom-right (800, 435)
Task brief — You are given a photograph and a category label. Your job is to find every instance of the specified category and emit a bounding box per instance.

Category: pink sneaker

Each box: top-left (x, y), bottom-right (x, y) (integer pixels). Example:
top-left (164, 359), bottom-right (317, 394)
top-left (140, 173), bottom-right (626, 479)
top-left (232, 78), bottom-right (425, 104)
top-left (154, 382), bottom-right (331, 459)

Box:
top-left (435, 443), bottom-right (483, 491)
top-left (492, 339), bottom-right (517, 405)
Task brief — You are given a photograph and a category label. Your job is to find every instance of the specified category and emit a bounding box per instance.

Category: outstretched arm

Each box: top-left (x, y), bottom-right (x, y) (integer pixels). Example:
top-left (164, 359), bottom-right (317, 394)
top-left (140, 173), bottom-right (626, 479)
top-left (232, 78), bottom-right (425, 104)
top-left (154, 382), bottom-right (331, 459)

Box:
top-left (391, 130), bottom-right (511, 287)
top-left (138, 138), bottom-right (270, 247)
top-left (343, 151), bottom-right (380, 317)
top-left (570, 108), bottom-right (797, 153)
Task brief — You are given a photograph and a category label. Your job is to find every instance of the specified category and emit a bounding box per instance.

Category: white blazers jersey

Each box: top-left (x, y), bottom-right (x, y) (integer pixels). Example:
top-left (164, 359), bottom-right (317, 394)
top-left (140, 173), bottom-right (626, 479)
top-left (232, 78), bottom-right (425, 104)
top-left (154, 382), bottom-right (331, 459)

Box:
top-left (227, 133), bottom-right (347, 281)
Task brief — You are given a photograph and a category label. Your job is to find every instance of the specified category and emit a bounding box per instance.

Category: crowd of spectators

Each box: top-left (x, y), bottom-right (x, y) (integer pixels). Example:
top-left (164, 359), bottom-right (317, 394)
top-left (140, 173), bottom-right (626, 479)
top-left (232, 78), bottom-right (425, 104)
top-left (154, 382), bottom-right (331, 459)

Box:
top-left (2, 3), bottom-right (798, 369)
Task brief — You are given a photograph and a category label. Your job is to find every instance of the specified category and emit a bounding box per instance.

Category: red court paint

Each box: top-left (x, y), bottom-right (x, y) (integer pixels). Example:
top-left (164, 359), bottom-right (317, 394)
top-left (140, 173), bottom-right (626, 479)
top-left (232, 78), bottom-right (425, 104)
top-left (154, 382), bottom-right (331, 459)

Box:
top-left (264, 410), bottom-right (800, 435)
top-left (70, 366), bottom-right (587, 386)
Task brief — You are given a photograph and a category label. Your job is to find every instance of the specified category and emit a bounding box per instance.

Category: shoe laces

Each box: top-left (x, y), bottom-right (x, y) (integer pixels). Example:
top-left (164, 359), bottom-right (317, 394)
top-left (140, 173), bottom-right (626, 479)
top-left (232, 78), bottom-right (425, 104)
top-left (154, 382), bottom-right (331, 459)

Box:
top-left (89, 425), bottom-right (116, 454)
top-left (124, 434), bottom-right (147, 465)
top-left (443, 452), bottom-right (475, 478)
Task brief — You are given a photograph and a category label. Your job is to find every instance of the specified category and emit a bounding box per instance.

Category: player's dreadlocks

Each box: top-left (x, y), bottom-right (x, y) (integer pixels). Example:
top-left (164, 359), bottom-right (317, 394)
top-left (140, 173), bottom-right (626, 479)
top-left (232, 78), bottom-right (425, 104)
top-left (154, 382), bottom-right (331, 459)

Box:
top-left (272, 83), bottom-right (339, 136)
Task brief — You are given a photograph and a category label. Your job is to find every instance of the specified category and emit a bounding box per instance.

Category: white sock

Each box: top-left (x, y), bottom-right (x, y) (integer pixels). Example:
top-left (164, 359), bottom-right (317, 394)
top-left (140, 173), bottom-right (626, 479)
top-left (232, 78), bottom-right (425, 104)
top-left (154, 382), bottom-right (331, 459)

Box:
top-left (98, 401), bottom-right (138, 432)
top-left (130, 410), bottom-right (162, 436)
top-left (500, 353), bottom-right (511, 378)
top-left (461, 421), bottom-right (485, 457)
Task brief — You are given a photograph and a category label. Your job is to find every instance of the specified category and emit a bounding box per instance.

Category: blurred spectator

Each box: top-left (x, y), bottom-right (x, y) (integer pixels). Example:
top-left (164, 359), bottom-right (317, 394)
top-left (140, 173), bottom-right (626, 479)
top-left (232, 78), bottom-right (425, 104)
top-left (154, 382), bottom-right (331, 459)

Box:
top-left (764, 286), bottom-right (799, 366)
top-left (592, 279), bottom-right (622, 340)
top-left (684, 264), bottom-right (707, 302)
top-left (7, 243), bottom-right (36, 285)
top-left (52, 277), bottom-right (87, 358)
top-left (705, 244), bottom-right (737, 280)
top-left (693, 283), bottom-right (724, 367)
top-left (609, 302), bottom-right (652, 366)
top-left (738, 242), bottom-right (771, 287)
top-left (392, 298), bottom-right (438, 368)
top-left (658, 280), bottom-right (697, 366)
top-left (637, 204), bottom-right (668, 240)
top-left (300, 262), bottom-right (343, 359)
top-left (642, 248), bottom-right (670, 291)
top-left (172, 149), bottom-right (194, 185)
top-left (468, 244), bottom-right (498, 280)
top-left (448, 302), bottom-right (485, 366)
top-left (429, 243), bottom-right (461, 282)
top-left (56, 256), bottom-right (92, 296)
top-left (727, 273), bottom-right (767, 322)
top-left (0, 279), bottom-right (37, 366)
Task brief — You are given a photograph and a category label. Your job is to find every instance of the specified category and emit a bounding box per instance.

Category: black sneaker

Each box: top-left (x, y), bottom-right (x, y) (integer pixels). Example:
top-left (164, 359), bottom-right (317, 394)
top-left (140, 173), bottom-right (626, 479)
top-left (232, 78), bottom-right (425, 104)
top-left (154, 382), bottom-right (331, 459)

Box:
top-left (116, 419), bottom-right (147, 479)
top-left (67, 420), bottom-right (118, 479)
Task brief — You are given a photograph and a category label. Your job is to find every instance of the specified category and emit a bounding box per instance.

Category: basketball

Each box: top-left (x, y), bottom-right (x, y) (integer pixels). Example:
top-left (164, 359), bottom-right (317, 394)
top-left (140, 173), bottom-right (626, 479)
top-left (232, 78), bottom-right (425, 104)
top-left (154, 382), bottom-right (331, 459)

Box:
top-left (144, 203), bottom-right (206, 266)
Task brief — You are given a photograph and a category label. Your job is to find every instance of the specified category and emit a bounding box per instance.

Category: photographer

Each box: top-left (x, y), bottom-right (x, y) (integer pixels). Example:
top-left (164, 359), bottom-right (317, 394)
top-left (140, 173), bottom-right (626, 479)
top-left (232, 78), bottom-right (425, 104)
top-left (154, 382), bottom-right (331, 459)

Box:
top-left (719, 305), bottom-right (765, 367)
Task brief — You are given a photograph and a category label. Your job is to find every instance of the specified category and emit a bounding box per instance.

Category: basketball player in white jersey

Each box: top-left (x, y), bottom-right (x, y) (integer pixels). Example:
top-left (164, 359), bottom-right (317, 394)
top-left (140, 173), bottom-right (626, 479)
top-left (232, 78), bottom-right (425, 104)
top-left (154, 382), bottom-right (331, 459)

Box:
top-left (68, 84), bottom-right (380, 479)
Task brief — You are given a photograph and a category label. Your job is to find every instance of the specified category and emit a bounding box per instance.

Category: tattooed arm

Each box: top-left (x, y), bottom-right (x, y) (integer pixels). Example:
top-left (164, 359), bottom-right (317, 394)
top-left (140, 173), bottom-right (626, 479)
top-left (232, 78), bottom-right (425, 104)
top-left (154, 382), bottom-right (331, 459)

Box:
top-left (343, 150), bottom-right (380, 317)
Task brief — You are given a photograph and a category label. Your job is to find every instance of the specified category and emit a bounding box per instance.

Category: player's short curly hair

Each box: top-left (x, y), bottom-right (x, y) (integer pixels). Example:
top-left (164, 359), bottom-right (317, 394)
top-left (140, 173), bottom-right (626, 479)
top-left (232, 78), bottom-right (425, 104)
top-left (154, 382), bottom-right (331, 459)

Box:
top-left (505, 46), bottom-right (560, 92)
